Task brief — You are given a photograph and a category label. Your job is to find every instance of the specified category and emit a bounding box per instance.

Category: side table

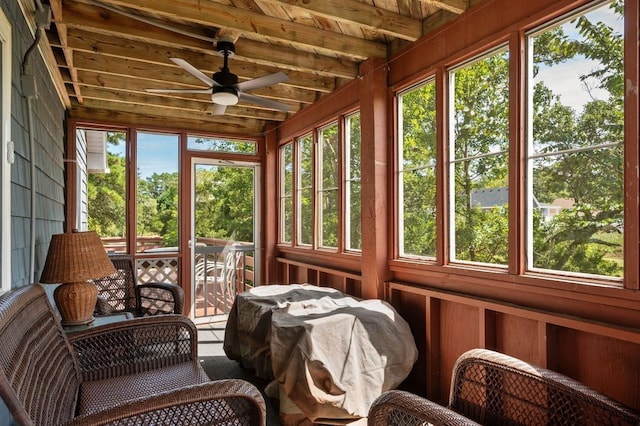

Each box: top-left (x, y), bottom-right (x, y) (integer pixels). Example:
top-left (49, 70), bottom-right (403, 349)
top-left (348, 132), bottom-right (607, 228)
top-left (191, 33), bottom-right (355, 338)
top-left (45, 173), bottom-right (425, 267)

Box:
top-left (63, 312), bottom-right (133, 334)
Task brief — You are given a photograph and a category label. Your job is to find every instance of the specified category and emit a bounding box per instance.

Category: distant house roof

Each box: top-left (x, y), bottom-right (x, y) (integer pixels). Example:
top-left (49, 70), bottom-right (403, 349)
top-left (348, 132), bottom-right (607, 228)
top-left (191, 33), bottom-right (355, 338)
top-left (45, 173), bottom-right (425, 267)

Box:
top-left (471, 187), bottom-right (509, 208)
top-left (470, 187), bottom-right (543, 208)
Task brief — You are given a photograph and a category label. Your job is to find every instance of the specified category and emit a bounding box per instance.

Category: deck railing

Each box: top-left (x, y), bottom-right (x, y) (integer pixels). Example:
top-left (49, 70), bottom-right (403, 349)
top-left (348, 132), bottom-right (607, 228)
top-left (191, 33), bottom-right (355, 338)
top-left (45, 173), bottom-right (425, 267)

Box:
top-left (101, 237), bottom-right (255, 317)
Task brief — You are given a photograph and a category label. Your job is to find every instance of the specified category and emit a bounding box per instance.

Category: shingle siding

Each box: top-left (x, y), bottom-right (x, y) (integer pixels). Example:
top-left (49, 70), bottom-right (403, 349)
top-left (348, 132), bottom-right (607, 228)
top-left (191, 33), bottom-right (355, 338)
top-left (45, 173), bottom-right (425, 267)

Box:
top-left (1, 3), bottom-right (66, 423)
top-left (3, 0), bottom-right (66, 290)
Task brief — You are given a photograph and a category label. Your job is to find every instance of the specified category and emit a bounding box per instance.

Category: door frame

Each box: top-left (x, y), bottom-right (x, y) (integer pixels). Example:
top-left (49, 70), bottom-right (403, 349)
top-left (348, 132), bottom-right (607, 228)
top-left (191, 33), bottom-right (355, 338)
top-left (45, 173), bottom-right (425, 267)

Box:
top-left (188, 156), bottom-right (261, 323)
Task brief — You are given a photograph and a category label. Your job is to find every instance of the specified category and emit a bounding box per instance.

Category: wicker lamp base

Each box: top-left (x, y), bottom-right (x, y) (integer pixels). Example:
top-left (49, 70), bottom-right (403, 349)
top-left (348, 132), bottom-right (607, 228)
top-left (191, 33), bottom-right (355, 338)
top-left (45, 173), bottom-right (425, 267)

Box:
top-left (53, 281), bottom-right (98, 326)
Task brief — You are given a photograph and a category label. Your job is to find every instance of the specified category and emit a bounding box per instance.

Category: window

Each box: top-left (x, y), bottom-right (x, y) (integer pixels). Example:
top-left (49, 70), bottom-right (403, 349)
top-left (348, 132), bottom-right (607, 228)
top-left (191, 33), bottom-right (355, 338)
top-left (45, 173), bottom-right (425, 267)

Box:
top-left (449, 48), bottom-right (510, 266)
top-left (281, 112), bottom-right (361, 252)
top-left (85, 129), bottom-right (127, 251)
top-left (526, 1), bottom-right (624, 279)
top-left (398, 80), bottom-right (437, 258)
top-left (136, 131), bottom-right (179, 252)
top-left (0, 10), bottom-right (10, 290)
top-left (187, 136), bottom-right (256, 154)
top-left (345, 112), bottom-right (362, 251)
top-left (280, 143), bottom-right (293, 243)
top-left (317, 122), bottom-right (339, 248)
top-left (296, 134), bottom-right (314, 246)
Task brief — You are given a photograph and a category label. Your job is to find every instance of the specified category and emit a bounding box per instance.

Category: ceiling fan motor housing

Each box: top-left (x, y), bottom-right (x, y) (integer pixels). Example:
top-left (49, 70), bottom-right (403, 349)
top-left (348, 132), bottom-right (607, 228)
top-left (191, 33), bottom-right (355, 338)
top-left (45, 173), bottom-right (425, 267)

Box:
top-left (213, 69), bottom-right (238, 87)
top-left (217, 40), bottom-right (236, 57)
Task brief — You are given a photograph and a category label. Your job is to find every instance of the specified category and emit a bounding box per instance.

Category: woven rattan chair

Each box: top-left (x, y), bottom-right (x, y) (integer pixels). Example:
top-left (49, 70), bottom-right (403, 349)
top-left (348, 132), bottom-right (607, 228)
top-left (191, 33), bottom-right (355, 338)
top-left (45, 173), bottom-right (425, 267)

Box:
top-left (368, 348), bottom-right (640, 425)
top-left (93, 253), bottom-right (184, 316)
top-left (0, 284), bottom-right (266, 425)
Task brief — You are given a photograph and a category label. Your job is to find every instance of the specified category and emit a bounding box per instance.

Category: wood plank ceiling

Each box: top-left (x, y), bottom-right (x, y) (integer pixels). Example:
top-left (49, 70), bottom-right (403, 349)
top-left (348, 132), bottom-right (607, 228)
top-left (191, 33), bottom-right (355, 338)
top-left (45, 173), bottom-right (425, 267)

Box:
top-left (43, 0), bottom-right (472, 136)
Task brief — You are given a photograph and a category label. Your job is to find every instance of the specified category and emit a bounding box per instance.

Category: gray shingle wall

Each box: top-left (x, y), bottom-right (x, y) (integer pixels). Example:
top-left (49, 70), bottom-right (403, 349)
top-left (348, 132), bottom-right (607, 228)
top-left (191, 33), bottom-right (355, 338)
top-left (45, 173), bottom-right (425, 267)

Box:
top-left (1, 3), bottom-right (66, 423)
top-left (4, 0), bottom-right (66, 289)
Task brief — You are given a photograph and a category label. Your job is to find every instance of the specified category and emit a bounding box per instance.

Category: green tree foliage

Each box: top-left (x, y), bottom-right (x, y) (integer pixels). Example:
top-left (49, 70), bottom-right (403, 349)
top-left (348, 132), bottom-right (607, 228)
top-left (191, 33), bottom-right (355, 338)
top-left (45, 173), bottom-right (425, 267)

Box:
top-left (319, 124), bottom-right (339, 247)
top-left (400, 82), bottom-right (437, 257)
top-left (298, 135), bottom-right (314, 245)
top-left (281, 144), bottom-right (294, 243)
top-left (194, 166), bottom-right (254, 243)
top-left (347, 113), bottom-right (362, 250)
top-left (88, 132), bottom-right (126, 237)
top-left (452, 51), bottom-right (510, 263)
top-left (137, 172), bottom-right (179, 247)
top-left (530, 1), bottom-right (624, 276)
top-left (399, 1), bottom-right (623, 276)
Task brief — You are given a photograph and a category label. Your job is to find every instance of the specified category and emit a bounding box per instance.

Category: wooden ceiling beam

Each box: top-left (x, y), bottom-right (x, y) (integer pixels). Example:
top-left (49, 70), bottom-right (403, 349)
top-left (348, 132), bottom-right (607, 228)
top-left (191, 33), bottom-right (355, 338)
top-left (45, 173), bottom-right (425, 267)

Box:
top-left (69, 69), bottom-right (318, 105)
top-left (258, 0), bottom-right (422, 41)
top-left (53, 28), bottom-right (337, 94)
top-left (49, 0), bottom-right (83, 103)
top-left (67, 105), bottom-right (267, 135)
top-left (63, 50), bottom-right (316, 109)
top-left (60, 1), bottom-right (359, 79)
top-left (96, 0), bottom-right (386, 59)
top-left (73, 86), bottom-right (291, 121)
top-left (426, 0), bottom-right (469, 15)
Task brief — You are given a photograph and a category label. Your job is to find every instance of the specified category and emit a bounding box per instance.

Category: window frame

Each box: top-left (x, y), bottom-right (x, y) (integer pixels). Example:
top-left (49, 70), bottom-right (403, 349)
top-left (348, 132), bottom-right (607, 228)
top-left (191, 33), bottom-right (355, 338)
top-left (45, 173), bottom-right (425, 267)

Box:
top-left (316, 121), bottom-right (340, 250)
top-left (447, 45), bottom-right (510, 268)
top-left (396, 79), bottom-right (438, 260)
top-left (279, 142), bottom-right (293, 244)
top-left (524, 0), bottom-right (625, 283)
top-left (344, 111), bottom-right (362, 252)
top-left (279, 111), bottom-right (362, 255)
top-left (389, 0), bottom-right (637, 291)
top-left (295, 132), bottom-right (314, 247)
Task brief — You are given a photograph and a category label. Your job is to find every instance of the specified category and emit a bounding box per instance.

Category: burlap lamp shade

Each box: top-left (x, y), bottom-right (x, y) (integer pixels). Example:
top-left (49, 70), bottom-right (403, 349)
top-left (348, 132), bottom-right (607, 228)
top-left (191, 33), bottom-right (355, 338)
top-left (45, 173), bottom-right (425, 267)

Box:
top-left (40, 230), bottom-right (116, 326)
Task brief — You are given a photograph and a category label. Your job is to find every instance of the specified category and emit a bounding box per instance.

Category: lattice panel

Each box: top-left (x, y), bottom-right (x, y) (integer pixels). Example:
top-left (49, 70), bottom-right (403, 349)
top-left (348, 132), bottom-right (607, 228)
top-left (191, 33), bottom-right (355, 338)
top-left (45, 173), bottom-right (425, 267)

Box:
top-left (137, 258), bottom-right (179, 284)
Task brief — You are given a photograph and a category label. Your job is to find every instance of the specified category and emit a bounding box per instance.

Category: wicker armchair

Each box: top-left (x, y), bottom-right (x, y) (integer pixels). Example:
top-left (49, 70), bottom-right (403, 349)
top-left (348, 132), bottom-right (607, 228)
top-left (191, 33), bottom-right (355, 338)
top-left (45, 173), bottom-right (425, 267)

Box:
top-left (368, 348), bottom-right (640, 426)
top-left (0, 284), bottom-right (266, 425)
top-left (93, 253), bottom-right (184, 316)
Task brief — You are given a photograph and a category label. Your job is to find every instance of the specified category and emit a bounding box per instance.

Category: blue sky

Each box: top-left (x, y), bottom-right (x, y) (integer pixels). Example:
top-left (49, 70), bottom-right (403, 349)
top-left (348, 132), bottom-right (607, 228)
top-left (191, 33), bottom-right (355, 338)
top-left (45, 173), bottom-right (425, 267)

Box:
top-left (136, 132), bottom-right (179, 178)
top-left (108, 132), bottom-right (179, 179)
top-left (534, 3), bottom-right (622, 112)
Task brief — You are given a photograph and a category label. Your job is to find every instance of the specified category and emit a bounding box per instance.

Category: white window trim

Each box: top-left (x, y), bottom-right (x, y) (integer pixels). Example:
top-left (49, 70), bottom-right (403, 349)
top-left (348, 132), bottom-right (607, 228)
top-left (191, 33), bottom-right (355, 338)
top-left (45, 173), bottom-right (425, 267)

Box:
top-left (0, 9), bottom-right (11, 291)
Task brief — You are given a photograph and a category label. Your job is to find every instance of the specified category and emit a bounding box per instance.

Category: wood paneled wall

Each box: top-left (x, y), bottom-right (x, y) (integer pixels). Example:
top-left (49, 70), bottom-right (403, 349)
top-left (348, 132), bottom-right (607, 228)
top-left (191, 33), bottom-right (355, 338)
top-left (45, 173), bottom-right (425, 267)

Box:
top-left (276, 257), bottom-right (362, 298)
top-left (385, 281), bottom-right (640, 409)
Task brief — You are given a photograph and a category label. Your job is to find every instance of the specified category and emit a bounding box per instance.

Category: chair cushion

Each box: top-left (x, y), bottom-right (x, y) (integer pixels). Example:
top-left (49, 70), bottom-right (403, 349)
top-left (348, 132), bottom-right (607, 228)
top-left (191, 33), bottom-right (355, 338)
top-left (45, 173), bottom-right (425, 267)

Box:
top-left (77, 362), bottom-right (210, 415)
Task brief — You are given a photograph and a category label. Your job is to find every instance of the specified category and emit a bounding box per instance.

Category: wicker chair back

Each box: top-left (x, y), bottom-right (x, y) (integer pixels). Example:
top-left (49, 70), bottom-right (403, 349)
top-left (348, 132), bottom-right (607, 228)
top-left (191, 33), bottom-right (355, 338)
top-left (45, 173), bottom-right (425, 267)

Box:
top-left (0, 285), bottom-right (80, 425)
top-left (450, 349), bottom-right (640, 425)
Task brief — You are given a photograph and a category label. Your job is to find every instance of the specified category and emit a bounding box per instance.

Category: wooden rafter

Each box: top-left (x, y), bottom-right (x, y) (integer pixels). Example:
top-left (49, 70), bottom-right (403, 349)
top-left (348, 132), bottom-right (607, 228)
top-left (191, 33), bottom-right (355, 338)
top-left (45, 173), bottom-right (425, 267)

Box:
top-left (45, 0), bottom-right (481, 132)
top-left (95, 0), bottom-right (387, 59)
top-left (258, 0), bottom-right (423, 41)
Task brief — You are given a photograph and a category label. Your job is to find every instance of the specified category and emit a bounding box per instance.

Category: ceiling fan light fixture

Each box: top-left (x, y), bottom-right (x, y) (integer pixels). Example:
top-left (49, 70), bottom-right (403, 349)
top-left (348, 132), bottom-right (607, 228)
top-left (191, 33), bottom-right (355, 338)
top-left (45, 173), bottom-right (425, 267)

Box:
top-left (212, 86), bottom-right (238, 105)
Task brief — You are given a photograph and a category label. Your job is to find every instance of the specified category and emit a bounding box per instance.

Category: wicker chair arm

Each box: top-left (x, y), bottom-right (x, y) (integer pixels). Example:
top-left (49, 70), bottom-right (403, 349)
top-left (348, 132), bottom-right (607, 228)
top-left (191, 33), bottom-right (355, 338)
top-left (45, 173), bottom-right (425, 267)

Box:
top-left (67, 315), bottom-right (198, 381)
top-left (136, 281), bottom-right (185, 315)
top-left (63, 379), bottom-right (266, 426)
top-left (368, 390), bottom-right (480, 426)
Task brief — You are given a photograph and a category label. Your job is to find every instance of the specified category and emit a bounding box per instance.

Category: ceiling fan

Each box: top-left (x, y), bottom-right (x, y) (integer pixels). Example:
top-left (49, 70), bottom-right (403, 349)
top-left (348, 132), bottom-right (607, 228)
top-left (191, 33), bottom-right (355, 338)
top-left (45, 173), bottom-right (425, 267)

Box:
top-left (146, 39), bottom-right (292, 115)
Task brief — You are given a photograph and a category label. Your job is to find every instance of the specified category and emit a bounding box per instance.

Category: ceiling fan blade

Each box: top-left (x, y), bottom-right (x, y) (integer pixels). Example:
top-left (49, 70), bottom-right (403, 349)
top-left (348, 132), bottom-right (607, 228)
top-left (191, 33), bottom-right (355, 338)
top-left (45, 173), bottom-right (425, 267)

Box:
top-left (236, 72), bottom-right (289, 92)
top-left (239, 92), bottom-right (293, 112)
top-left (210, 103), bottom-right (227, 115)
top-left (146, 88), bottom-right (212, 94)
top-left (170, 58), bottom-right (216, 87)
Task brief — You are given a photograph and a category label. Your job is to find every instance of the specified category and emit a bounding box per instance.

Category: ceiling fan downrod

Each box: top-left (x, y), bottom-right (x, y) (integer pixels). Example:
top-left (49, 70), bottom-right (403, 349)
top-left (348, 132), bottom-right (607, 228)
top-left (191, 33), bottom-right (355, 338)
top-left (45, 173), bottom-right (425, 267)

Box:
top-left (213, 40), bottom-right (238, 87)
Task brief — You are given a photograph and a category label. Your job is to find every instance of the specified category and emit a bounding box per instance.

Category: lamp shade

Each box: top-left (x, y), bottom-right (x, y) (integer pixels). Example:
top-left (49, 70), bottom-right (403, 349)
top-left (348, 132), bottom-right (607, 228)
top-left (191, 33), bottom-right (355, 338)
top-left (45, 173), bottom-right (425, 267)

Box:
top-left (40, 230), bottom-right (116, 326)
top-left (40, 230), bottom-right (115, 284)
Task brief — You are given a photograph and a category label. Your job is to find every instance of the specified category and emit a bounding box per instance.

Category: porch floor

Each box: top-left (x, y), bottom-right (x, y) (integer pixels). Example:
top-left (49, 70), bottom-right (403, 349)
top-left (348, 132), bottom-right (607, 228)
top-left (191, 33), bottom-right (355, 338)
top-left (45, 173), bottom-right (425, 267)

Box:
top-left (196, 322), bottom-right (282, 425)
